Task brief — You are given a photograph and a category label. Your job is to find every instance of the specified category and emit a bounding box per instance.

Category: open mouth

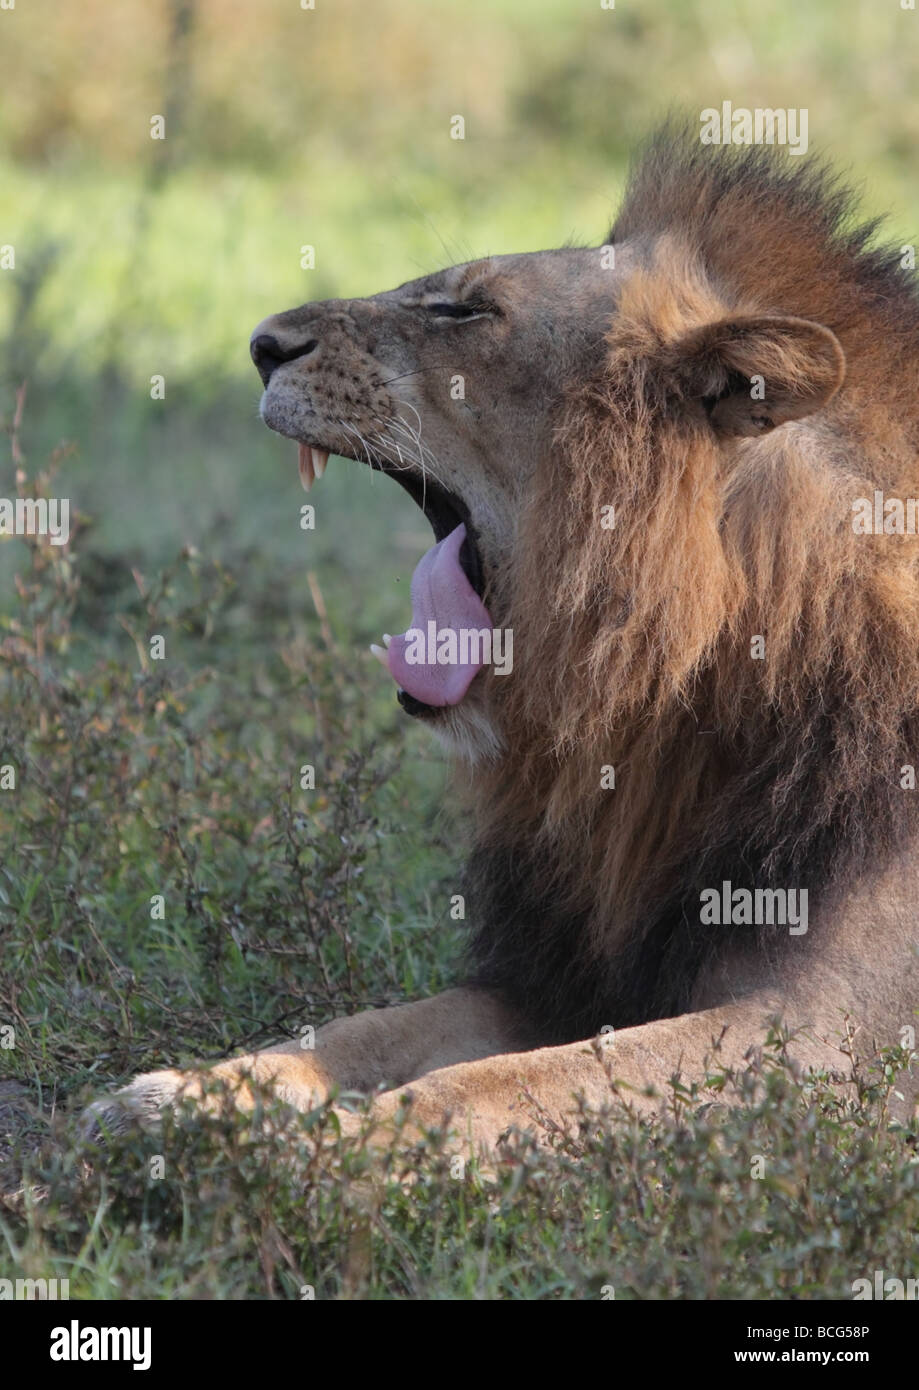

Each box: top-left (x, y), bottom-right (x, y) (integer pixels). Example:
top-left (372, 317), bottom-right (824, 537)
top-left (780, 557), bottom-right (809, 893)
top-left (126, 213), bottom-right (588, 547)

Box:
top-left (297, 442), bottom-right (491, 716)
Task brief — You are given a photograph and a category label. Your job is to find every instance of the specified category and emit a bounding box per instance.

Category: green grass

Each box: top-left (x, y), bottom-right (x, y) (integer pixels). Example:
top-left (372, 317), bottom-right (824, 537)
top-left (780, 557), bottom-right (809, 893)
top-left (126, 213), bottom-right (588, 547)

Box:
top-left (2, 0), bottom-right (919, 1300)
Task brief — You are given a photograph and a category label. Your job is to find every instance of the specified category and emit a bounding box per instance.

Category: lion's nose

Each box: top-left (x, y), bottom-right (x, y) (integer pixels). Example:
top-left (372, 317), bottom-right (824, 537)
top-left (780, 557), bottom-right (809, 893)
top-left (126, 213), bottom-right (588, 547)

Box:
top-left (250, 331), bottom-right (319, 387)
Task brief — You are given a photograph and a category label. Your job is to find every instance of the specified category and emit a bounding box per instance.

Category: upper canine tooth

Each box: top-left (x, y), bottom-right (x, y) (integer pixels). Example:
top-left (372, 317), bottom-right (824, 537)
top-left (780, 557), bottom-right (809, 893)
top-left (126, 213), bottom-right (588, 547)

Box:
top-left (382, 633), bottom-right (392, 648)
top-left (298, 443), bottom-right (314, 492)
top-left (311, 447), bottom-right (329, 479)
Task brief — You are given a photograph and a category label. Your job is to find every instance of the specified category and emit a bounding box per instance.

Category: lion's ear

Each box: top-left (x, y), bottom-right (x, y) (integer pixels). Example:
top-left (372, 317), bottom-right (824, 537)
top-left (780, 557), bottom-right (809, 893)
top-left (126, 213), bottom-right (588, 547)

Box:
top-left (666, 314), bottom-right (845, 438)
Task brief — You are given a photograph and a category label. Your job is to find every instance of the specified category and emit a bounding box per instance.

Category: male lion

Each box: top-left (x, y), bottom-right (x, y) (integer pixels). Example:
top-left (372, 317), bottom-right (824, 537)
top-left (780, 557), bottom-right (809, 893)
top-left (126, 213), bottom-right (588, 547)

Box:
top-left (88, 127), bottom-right (919, 1152)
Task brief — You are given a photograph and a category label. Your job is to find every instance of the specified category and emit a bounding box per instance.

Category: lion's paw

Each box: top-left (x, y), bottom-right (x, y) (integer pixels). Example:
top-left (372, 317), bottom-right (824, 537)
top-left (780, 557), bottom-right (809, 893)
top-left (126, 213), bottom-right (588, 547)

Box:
top-left (79, 1069), bottom-right (191, 1143)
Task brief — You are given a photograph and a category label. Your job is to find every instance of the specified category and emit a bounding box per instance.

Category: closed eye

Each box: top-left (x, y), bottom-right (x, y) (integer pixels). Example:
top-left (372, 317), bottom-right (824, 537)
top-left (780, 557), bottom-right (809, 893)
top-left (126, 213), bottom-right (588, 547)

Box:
top-left (425, 300), bottom-right (495, 321)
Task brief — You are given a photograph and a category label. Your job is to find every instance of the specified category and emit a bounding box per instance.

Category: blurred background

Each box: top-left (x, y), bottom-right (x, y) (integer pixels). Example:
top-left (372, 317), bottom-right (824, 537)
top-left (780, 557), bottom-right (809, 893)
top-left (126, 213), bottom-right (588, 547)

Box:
top-left (1, 0), bottom-right (917, 577)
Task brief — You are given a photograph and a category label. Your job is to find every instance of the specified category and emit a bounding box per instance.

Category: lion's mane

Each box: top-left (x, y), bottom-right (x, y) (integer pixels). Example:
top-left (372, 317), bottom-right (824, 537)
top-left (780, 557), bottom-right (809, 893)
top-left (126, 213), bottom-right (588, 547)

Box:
top-left (467, 126), bottom-right (919, 1040)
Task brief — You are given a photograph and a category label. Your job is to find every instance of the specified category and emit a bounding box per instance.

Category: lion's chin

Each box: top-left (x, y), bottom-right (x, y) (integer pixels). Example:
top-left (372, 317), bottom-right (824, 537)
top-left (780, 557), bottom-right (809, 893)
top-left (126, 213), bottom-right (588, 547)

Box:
top-left (423, 694), bottom-right (505, 765)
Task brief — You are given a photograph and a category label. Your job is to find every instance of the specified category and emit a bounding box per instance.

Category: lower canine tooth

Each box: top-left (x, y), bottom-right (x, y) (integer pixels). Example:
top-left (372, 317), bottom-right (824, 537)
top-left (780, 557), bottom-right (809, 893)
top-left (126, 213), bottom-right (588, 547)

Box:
top-left (369, 643), bottom-right (389, 668)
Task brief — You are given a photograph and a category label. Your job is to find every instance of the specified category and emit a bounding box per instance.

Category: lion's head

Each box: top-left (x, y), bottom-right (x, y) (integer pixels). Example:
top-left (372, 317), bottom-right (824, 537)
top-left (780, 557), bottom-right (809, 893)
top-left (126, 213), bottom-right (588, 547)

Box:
top-left (254, 125), bottom-right (919, 1040)
top-left (252, 233), bottom-right (637, 761)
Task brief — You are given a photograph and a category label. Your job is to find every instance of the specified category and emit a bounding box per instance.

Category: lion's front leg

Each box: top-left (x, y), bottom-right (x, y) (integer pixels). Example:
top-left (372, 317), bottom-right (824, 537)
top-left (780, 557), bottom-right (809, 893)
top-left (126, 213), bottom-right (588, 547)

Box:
top-left (80, 986), bottom-right (531, 1139)
top-left (350, 996), bottom-right (848, 1158)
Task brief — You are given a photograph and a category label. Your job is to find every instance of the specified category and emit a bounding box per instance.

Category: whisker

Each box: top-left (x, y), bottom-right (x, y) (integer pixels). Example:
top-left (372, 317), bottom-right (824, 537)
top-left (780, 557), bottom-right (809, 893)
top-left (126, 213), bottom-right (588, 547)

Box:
top-left (379, 364), bottom-right (457, 388)
top-left (390, 397), bottom-right (443, 500)
top-left (339, 419), bottom-right (375, 470)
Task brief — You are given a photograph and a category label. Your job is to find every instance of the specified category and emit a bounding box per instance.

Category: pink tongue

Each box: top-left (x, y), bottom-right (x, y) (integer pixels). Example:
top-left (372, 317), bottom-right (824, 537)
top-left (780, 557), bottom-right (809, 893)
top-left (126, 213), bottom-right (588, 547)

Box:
top-left (387, 523), bottom-right (492, 707)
